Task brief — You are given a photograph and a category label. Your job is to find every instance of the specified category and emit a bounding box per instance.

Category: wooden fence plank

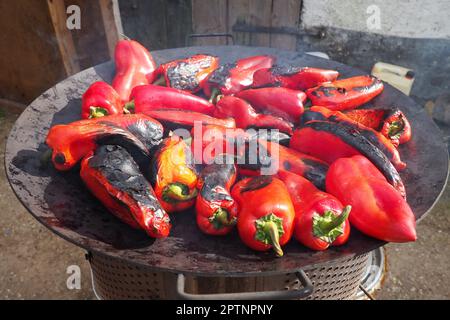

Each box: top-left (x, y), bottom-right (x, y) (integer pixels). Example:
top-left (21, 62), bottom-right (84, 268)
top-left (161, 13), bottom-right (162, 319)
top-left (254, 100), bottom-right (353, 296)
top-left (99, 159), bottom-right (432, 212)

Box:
top-left (47, 0), bottom-right (80, 75)
top-left (228, 0), bottom-right (251, 45)
top-left (271, 0), bottom-right (301, 50)
top-left (192, 0), bottom-right (228, 46)
top-left (99, 0), bottom-right (123, 58)
top-left (248, 0), bottom-right (272, 47)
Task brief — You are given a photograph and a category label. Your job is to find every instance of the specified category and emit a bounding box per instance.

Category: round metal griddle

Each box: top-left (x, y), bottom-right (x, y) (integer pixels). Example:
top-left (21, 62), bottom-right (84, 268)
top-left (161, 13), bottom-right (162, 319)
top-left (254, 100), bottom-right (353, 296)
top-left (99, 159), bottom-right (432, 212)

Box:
top-left (5, 46), bottom-right (449, 276)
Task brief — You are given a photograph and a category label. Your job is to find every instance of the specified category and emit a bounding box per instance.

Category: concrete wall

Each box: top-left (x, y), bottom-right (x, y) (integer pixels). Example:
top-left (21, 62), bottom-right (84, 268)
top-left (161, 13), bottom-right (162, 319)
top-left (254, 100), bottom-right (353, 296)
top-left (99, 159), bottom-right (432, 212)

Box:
top-left (301, 0), bottom-right (450, 39)
top-left (298, 0), bottom-right (450, 103)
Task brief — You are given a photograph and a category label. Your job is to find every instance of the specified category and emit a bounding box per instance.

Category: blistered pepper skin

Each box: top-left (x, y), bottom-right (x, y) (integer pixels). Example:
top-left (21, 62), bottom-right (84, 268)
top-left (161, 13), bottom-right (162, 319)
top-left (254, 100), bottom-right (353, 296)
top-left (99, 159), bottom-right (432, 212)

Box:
top-left (80, 145), bottom-right (171, 238)
top-left (306, 75), bottom-right (384, 111)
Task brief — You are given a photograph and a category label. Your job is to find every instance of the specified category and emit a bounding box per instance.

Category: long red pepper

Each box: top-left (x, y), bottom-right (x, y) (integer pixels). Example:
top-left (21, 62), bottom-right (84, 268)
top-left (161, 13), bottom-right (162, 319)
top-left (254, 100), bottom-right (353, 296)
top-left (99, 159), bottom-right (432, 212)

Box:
top-left (80, 145), bottom-right (171, 238)
top-left (326, 155), bottom-right (416, 242)
top-left (278, 171), bottom-right (351, 250)
top-left (239, 140), bottom-right (329, 190)
top-left (253, 66), bottom-right (339, 90)
top-left (214, 96), bottom-right (293, 134)
top-left (141, 109), bottom-right (235, 133)
top-left (301, 106), bottom-right (406, 170)
top-left (196, 162), bottom-right (238, 235)
top-left (81, 81), bottom-right (122, 119)
top-left (112, 40), bottom-right (157, 103)
top-left (150, 136), bottom-right (198, 213)
top-left (155, 54), bottom-right (220, 93)
top-left (127, 84), bottom-right (215, 115)
top-left (306, 75), bottom-right (384, 111)
top-left (232, 176), bottom-right (295, 256)
top-left (204, 55), bottom-right (275, 99)
top-left (46, 122), bottom-right (150, 172)
top-left (236, 87), bottom-right (307, 123)
top-left (290, 121), bottom-right (406, 197)
top-left (343, 108), bottom-right (412, 146)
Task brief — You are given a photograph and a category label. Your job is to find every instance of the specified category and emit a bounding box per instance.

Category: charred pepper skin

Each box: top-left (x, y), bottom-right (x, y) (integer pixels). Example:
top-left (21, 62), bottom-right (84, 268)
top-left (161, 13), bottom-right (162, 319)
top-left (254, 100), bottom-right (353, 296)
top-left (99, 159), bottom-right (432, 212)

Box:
top-left (155, 54), bottom-right (220, 93)
top-left (326, 155), bottom-right (416, 243)
top-left (278, 171), bottom-right (351, 251)
top-left (301, 106), bottom-right (406, 170)
top-left (239, 140), bottom-right (329, 191)
top-left (112, 40), bottom-right (157, 103)
top-left (290, 121), bottom-right (406, 197)
top-left (46, 121), bottom-right (151, 172)
top-left (150, 136), bottom-right (199, 213)
top-left (214, 96), bottom-right (293, 134)
top-left (252, 66), bottom-right (339, 90)
top-left (86, 114), bottom-right (164, 153)
top-left (81, 81), bottom-right (122, 119)
top-left (127, 84), bottom-right (215, 115)
top-left (80, 145), bottom-right (171, 238)
top-left (306, 75), bottom-right (384, 111)
top-left (196, 162), bottom-right (238, 235)
top-left (236, 87), bottom-right (307, 124)
top-left (204, 55), bottom-right (275, 98)
top-left (232, 176), bottom-right (295, 256)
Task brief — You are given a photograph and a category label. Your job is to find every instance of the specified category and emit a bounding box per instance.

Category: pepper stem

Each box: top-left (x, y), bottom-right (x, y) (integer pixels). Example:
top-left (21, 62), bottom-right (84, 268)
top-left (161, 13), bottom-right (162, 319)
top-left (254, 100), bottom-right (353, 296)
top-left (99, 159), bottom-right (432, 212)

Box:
top-left (162, 183), bottom-right (198, 203)
top-left (254, 213), bottom-right (285, 257)
top-left (153, 76), bottom-right (167, 86)
top-left (89, 106), bottom-right (108, 118)
top-left (265, 221), bottom-right (283, 257)
top-left (313, 206), bottom-right (351, 243)
top-left (209, 208), bottom-right (236, 230)
top-left (123, 101), bottom-right (135, 114)
top-left (208, 87), bottom-right (221, 104)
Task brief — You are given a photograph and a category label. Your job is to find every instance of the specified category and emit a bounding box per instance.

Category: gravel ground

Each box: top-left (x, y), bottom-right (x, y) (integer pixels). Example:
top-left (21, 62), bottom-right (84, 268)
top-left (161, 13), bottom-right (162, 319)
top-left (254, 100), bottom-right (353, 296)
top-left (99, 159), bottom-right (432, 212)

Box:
top-left (0, 106), bottom-right (448, 300)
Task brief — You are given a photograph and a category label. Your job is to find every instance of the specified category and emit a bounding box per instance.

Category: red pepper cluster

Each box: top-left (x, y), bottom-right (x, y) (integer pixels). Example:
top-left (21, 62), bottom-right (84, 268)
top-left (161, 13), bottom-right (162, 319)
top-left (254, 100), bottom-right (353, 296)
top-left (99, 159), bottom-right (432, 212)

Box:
top-left (47, 39), bottom-right (416, 257)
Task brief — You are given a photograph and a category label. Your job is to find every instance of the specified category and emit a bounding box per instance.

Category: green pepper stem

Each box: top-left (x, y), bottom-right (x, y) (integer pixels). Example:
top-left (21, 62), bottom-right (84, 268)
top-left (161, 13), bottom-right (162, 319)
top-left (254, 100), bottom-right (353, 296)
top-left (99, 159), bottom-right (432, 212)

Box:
top-left (89, 106), bottom-right (108, 119)
top-left (153, 76), bottom-right (166, 86)
top-left (320, 206), bottom-right (351, 234)
top-left (164, 183), bottom-right (198, 202)
top-left (123, 101), bottom-right (135, 114)
top-left (208, 87), bottom-right (221, 104)
top-left (265, 221), bottom-right (283, 257)
top-left (210, 208), bottom-right (236, 229)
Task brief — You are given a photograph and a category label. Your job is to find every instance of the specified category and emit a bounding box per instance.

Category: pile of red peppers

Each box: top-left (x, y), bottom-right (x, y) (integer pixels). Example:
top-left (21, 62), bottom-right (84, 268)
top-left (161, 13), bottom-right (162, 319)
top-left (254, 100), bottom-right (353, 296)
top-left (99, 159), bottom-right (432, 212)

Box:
top-left (47, 38), bottom-right (417, 256)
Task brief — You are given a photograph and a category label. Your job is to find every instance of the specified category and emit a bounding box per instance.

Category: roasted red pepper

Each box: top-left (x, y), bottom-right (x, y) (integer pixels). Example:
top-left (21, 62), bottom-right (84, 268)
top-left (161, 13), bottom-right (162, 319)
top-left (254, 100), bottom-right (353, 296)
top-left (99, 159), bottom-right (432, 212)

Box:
top-left (80, 145), bottom-right (171, 238)
top-left (301, 106), bottom-right (406, 170)
top-left (196, 162), bottom-right (238, 235)
top-left (236, 87), bottom-right (306, 123)
top-left (214, 96), bottom-right (293, 134)
top-left (231, 176), bottom-right (295, 256)
top-left (290, 121), bottom-right (406, 197)
top-left (154, 54), bottom-right (219, 93)
top-left (326, 155), bottom-right (416, 242)
top-left (150, 135), bottom-right (198, 213)
top-left (306, 75), bottom-right (384, 111)
top-left (278, 171), bottom-right (351, 250)
top-left (77, 114), bottom-right (164, 153)
top-left (204, 55), bottom-right (275, 99)
top-left (46, 121), bottom-right (150, 171)
top-left (191, 125), bottom-right (249, 165)
top-left (344, 108), bottom-right (412, 146)
top-left (81, 81), bottom-right (122, 119)
top-left (126, 84), bottom-right (215, 115)
top-left (239, 140), bottom-right (329, 190)
top-left (252, 66), bottom-right (339, 90)
top-left (140, 109), bottom-right (235, 133)
top-left (112, 39), bottom-right (157, 103)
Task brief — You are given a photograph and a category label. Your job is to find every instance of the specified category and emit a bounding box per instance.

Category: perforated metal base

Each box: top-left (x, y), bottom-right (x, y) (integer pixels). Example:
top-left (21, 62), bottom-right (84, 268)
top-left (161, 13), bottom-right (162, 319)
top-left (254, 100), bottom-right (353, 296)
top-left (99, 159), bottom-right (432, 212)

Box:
top-left (88, 252), bottom-right (370, 300)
